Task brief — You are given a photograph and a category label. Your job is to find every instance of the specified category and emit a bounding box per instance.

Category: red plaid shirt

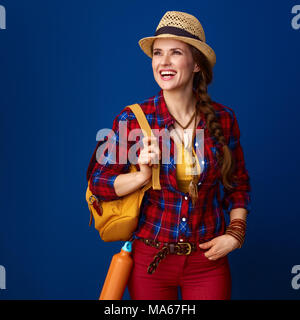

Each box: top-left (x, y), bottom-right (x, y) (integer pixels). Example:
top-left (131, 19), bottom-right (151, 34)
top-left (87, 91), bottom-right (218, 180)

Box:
top-left (88, 89), bottom-right (251, 243)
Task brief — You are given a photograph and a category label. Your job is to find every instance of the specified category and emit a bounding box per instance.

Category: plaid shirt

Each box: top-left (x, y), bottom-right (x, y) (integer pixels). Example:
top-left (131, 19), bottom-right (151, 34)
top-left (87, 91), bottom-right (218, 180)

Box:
top-left (88, 89), bottom-right (251, 243)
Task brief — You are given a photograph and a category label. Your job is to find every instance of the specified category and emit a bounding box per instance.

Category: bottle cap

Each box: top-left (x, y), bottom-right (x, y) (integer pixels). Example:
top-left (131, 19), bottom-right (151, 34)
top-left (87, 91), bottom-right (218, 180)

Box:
top-left (121, 241), bottom-right (132, 252)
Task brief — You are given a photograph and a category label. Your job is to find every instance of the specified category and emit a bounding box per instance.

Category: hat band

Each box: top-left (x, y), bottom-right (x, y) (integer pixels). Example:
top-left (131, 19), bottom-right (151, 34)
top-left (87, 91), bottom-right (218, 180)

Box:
top-left (154, 26), bottom-right (202, 41)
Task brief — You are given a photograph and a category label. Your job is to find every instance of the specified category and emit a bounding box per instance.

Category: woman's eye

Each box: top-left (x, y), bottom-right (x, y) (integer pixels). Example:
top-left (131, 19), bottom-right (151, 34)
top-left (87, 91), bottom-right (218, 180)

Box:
top-left (153, 51), bottom-right (181, 55)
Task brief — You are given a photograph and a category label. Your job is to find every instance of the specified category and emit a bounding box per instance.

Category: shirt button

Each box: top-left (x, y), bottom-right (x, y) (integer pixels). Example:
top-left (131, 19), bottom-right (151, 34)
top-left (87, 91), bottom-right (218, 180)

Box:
top-left (182, 217), bottom-right (186, 222)
top-left (184, 196), bottom-right (188, 200)
top-left (198, 182), bottom-right (201, 186)
top-left (179, 238), bottom-right (184, 242)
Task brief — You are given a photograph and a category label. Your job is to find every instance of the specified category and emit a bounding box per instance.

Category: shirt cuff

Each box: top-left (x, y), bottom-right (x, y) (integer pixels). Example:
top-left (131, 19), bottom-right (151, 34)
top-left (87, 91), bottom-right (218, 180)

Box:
top-left (222, 192), bottom-right (251, 215)
top-left (90, 172), bottom-right (123, 201)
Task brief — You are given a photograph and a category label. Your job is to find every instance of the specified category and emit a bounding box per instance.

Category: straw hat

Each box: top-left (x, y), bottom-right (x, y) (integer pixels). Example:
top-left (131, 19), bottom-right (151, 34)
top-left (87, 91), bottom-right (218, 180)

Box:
top-left (138, 11), bottom-right (216, 68)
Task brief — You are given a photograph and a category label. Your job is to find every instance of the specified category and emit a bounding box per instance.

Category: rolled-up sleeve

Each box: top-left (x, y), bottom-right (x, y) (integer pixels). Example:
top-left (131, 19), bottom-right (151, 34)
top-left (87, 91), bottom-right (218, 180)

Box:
top-left (89, 108), bottom-right (133, 201)
top-left (222, 110), bottom-right (251, 214)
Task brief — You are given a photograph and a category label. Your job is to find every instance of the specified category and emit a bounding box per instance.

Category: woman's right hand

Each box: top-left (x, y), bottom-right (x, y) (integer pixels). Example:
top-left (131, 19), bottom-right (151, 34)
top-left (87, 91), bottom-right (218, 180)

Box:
top-left (137, 136), bottom-right (161, 182)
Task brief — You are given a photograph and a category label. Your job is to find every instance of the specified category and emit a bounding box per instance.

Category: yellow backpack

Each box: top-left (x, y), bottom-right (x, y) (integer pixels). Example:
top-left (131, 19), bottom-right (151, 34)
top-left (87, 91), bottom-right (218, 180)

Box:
top-left (86, 104), bottom-right (161, 242)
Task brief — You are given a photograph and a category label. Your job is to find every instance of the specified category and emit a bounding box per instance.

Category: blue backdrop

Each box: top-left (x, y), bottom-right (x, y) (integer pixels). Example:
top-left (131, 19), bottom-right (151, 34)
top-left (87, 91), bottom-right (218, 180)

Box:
top-left (0, 0), bottom-right (300, 300)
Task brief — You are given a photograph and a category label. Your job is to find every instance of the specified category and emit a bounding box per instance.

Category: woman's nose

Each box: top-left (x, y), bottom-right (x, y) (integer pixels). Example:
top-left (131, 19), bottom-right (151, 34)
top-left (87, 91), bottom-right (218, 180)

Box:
top-left (161, 54), bottom-right (171, 65)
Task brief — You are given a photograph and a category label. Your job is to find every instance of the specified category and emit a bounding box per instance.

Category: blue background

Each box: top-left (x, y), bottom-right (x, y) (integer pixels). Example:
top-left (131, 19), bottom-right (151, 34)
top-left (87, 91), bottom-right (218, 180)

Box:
top-left (0, 0), bottom-right (300, 300)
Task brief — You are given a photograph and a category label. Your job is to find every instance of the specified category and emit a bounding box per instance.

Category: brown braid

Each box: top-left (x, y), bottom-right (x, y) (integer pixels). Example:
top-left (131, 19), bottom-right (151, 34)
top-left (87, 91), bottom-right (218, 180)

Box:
top-left (188, 44), bottom-right (236, 190)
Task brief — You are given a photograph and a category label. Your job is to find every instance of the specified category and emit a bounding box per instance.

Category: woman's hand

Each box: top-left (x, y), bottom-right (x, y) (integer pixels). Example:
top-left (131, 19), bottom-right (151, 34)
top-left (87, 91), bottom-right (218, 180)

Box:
top-left (198, 234), bottom-right (240, 261)
top-left (137, 136), bottom-right (161, 181)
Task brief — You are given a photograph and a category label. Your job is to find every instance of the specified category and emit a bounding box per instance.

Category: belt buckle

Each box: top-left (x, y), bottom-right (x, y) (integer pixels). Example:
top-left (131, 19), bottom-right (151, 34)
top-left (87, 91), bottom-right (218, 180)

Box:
top-left (176, 242), bottom-right (192, 255)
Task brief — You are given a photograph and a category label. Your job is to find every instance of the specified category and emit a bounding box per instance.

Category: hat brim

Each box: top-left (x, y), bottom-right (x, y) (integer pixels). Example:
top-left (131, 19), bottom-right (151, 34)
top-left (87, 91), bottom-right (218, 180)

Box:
top-left (138, 34), bottom-right (216, 68)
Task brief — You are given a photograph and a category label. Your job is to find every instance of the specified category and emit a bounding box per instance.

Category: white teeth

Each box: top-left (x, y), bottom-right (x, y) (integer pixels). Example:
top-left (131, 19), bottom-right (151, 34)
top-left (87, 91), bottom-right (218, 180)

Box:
top-left (160, 71), bottom-right (176, 76)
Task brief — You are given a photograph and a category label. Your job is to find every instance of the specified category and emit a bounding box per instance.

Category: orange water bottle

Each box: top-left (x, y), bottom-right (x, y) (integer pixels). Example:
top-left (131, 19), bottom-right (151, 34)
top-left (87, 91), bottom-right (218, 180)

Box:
top-left (99, 241), bottom-right (133, 300)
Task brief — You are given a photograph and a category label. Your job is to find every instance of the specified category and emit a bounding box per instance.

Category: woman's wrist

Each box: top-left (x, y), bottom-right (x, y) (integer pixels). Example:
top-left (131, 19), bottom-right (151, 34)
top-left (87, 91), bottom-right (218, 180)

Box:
top-left (225, 234), bottom-right (241, 250)
top-left (136, 171), bottom-right (151, 187)
top-left (113, 171), bottom-right (151, 197)
top-left (225, 218), bottom-right (247, 249)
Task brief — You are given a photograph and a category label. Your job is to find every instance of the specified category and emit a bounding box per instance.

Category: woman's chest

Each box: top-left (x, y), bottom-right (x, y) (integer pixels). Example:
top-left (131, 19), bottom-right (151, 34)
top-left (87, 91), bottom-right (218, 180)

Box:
top-left (156, 125), bottom-right (222, 192)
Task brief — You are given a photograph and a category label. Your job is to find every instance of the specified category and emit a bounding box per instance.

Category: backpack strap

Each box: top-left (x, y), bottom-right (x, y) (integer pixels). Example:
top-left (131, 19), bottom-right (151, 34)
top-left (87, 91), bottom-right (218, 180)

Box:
top-left (86, 104), bottom-right (161, 190)
top-left (128, 104), bottom-right (161, 190)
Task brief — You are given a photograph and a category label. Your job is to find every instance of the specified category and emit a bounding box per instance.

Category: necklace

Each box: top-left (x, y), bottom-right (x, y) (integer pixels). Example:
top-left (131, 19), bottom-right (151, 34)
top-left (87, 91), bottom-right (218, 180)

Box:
top-left (171, 108), bottom-right (197, 149)
top-left (170, 107), bottom-right (200, 206)
top-left (171, 108), bottom-right (196, 129)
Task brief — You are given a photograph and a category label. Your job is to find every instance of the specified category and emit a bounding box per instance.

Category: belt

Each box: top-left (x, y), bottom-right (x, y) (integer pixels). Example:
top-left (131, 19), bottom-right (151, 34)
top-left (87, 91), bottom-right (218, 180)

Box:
top-left (137, 238), bottom-right (198, 274)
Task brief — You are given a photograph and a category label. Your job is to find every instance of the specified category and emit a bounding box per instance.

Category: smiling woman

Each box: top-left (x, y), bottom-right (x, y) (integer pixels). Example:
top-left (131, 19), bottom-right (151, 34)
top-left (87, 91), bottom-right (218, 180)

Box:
top-left (87, 10), bottom-right (251, 301)
top-left (152, 39), bottom-right (200, 90)
top-left (152, 39), bottom-right (200, 98)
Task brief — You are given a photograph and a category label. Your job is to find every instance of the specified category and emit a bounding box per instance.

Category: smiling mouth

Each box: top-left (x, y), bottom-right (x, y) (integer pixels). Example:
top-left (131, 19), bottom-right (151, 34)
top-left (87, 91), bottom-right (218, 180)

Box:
top-left (159, 71), bottom-right (177, 81)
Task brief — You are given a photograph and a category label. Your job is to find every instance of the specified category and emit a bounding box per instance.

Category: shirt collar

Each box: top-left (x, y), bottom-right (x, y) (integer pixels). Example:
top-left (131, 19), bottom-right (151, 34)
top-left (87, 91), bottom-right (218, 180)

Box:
top-left (154, 89), bottom-right (175, 129)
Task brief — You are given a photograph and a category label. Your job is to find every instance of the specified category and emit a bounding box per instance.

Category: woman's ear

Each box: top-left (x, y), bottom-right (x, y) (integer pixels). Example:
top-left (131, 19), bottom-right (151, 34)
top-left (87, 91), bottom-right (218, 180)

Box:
top-left (194, 64), bottom-right (201, 73)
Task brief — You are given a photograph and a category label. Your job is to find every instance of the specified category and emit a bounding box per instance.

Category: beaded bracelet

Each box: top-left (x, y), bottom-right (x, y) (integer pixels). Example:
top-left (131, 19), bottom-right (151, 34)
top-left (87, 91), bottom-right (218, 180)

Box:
top-left (225, 218), bottom-right (247, 248)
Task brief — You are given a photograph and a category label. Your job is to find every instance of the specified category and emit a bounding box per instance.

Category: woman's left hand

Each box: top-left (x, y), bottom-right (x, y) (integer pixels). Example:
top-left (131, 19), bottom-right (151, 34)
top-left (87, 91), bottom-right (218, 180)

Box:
top-left (198, 234), bottom-right (240, 261)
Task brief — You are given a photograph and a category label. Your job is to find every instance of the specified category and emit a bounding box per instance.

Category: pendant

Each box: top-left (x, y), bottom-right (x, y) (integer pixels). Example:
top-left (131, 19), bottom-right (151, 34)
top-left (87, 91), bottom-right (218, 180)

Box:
top-left (183, 130), bottom-right (190, 149)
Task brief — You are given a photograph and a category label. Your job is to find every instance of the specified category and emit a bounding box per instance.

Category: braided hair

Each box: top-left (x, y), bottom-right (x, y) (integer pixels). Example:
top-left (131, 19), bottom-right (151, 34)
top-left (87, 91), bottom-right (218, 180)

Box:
top-left (188, 44), bottom-right (236, 190)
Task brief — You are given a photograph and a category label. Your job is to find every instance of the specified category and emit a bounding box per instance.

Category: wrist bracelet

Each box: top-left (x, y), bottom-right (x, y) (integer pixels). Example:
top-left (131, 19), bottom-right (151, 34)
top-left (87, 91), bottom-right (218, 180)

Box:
top-left (225, 218), bottom-right (247, 248)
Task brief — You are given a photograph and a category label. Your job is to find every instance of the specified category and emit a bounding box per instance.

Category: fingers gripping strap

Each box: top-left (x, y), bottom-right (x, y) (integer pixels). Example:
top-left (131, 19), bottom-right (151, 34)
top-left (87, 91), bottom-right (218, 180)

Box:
top-left (128, 104), bottom-right (161, 190)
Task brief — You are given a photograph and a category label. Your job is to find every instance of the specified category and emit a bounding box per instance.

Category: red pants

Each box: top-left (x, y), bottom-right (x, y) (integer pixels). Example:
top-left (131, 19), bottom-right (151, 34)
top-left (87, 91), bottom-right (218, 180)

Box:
top-left (127, 239), bottom-right (231, 300)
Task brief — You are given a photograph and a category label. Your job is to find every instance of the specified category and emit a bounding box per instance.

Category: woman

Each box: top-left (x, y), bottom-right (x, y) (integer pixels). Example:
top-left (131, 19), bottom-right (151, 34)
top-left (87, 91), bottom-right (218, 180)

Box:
top-left (89, 11), bottom-right (251, 300)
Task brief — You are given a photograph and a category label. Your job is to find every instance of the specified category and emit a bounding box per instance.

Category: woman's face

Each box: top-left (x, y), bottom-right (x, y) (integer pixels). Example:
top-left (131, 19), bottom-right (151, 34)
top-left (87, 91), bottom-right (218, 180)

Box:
top-left (152, 38), bottom-right (200, 91)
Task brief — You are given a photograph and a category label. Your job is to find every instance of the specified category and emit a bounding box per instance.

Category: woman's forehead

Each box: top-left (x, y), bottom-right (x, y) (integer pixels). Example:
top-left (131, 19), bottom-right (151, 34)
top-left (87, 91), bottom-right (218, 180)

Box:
top-left (153, 38), bottom-right (188, 49)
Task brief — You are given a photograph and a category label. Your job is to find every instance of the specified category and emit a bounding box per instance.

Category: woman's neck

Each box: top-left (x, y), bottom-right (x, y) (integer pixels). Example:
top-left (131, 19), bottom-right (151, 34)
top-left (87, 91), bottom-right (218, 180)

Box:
top-left (162, 88), bottom-right (197, 122)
